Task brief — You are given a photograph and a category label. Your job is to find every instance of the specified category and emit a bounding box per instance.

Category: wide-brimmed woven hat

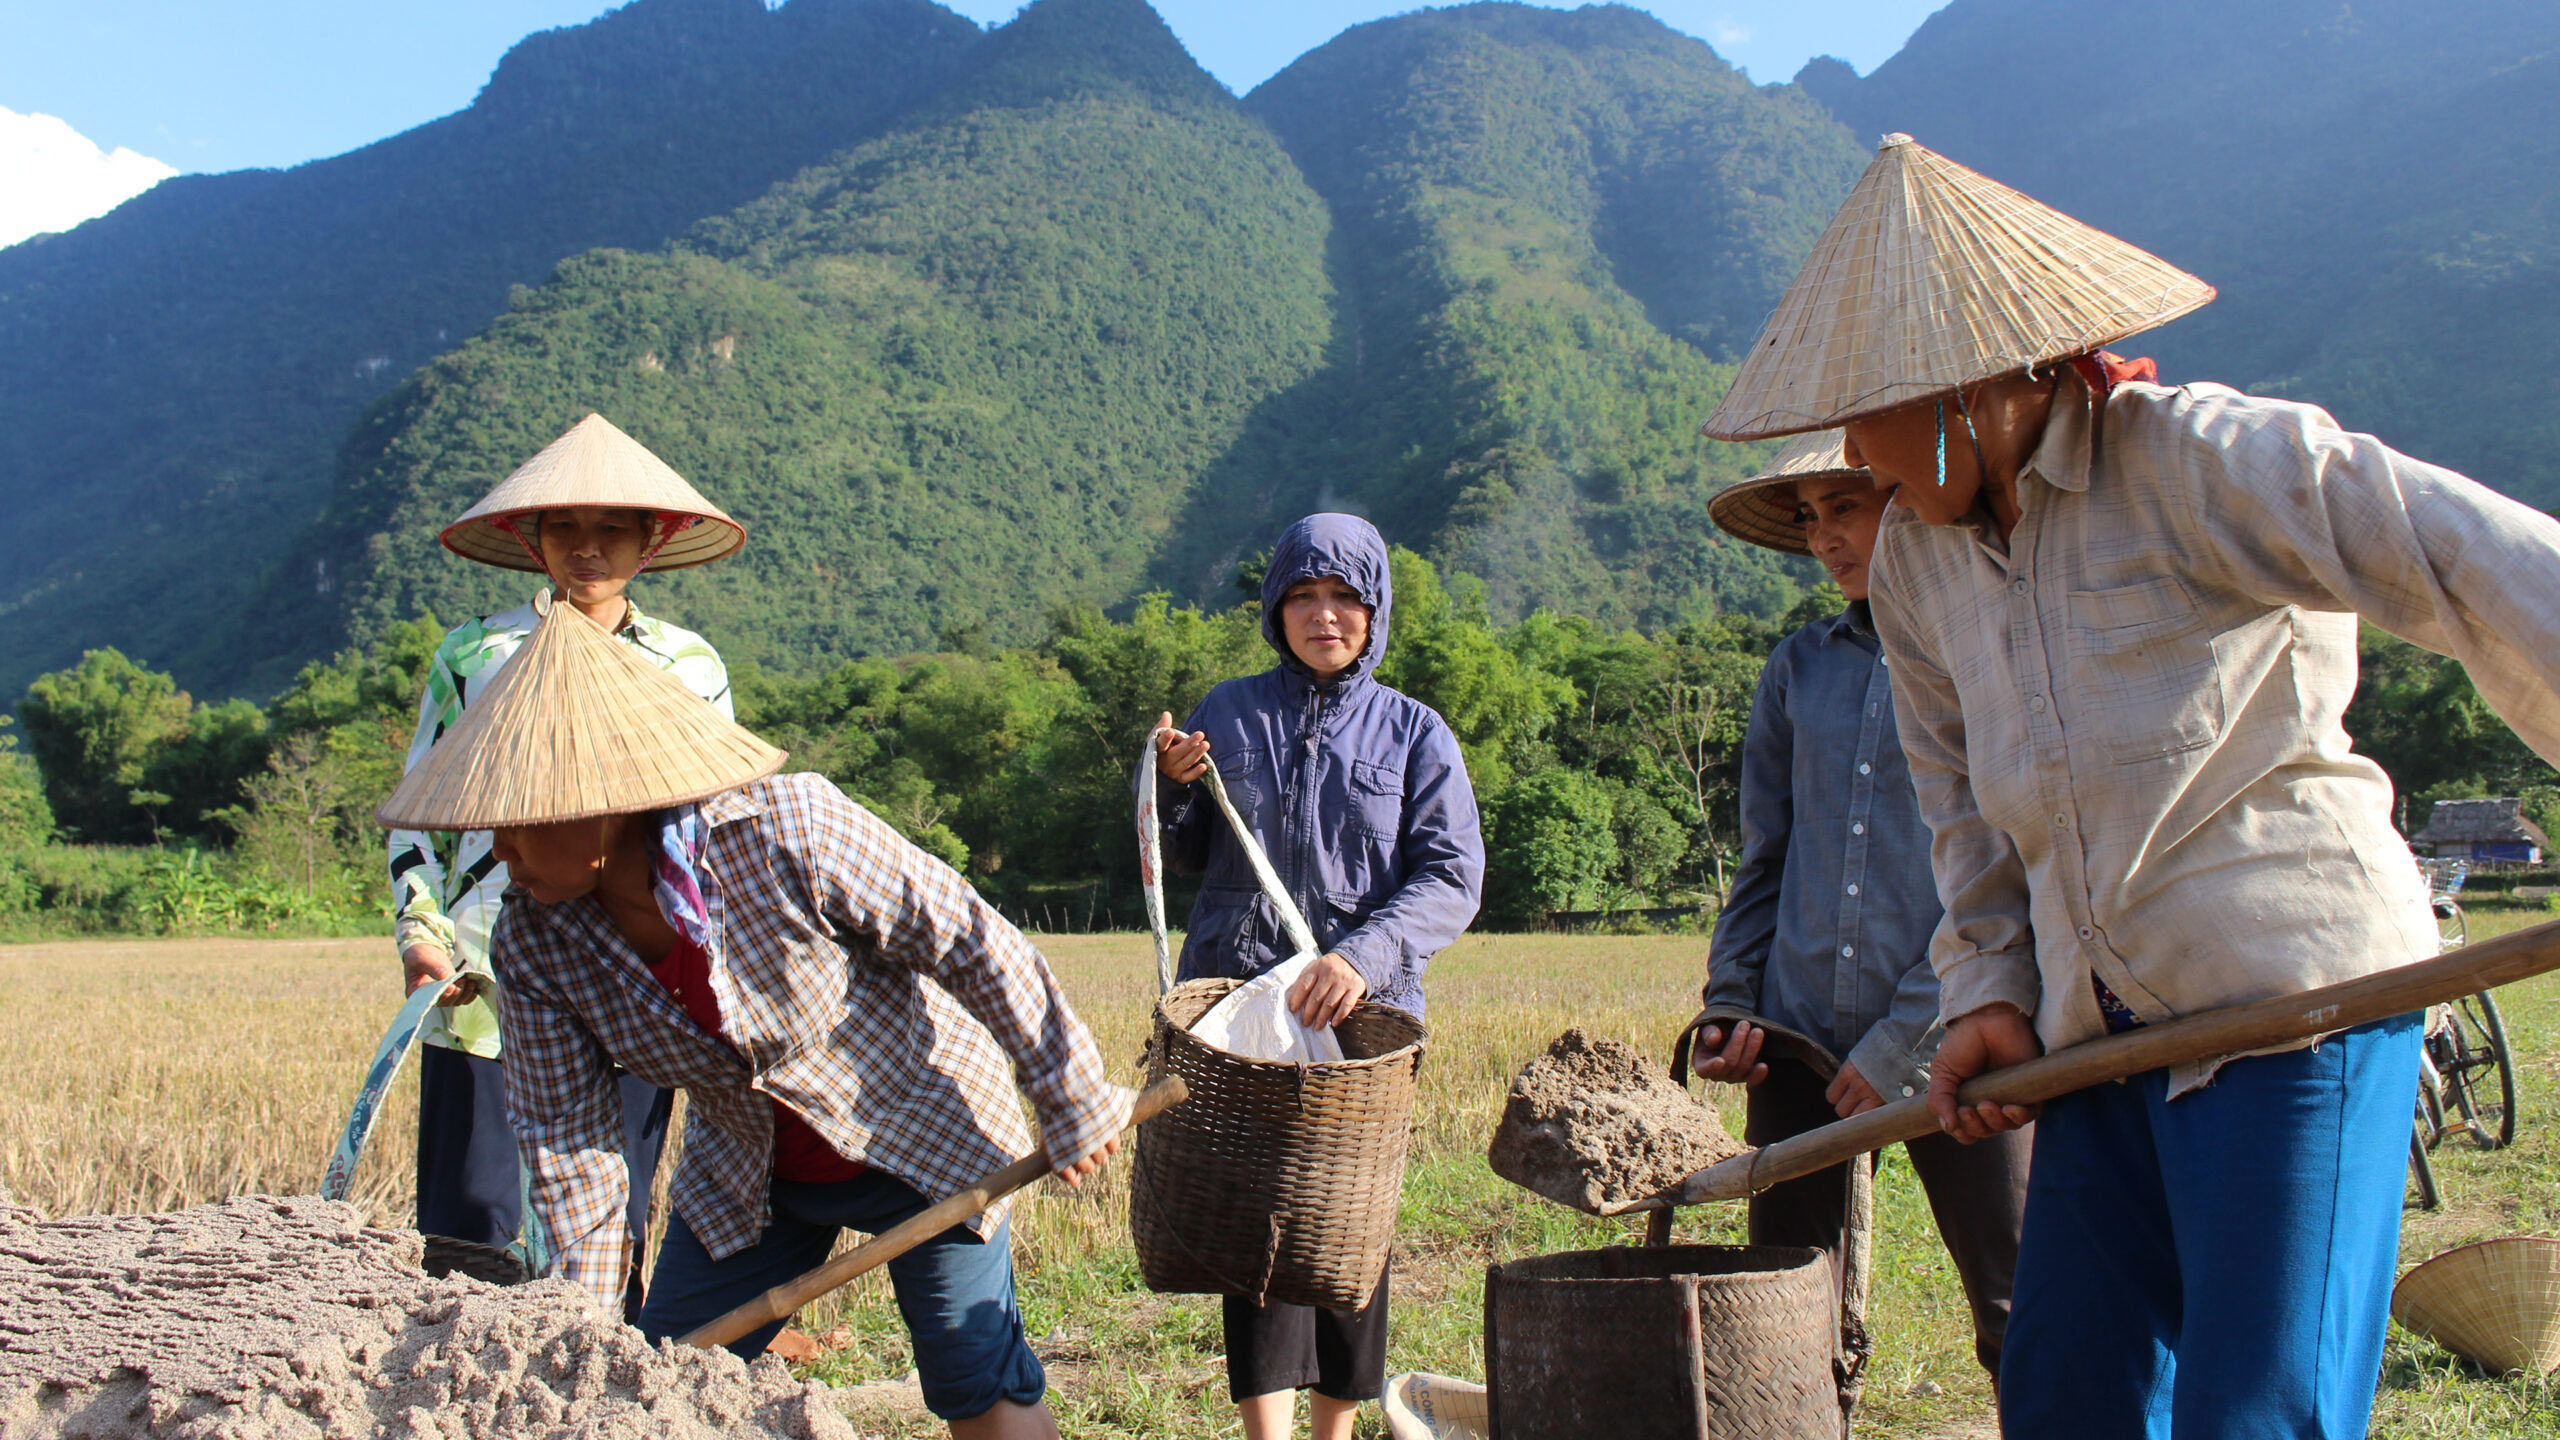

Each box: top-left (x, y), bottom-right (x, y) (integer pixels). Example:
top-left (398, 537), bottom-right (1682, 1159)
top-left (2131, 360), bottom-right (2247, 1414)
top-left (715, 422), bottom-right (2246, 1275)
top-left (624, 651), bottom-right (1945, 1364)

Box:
top-left (1701, 134), bottom-right (2215, 441)
top-left (1705, 431), bottom-right (1867, 556)
top-left (440, 413), bottom-right (746, 573)
top-left (377, 592), bottom-right (784, 831)
top-left (2393, 1237), bottom-right (2560, 1375)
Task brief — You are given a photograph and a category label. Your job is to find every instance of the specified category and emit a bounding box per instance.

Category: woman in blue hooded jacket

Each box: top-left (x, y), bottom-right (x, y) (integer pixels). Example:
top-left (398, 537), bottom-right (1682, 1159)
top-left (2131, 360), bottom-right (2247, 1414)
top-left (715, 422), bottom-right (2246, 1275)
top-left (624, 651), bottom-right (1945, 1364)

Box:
top-left (1150, 512), bottom-right (1484, 1440)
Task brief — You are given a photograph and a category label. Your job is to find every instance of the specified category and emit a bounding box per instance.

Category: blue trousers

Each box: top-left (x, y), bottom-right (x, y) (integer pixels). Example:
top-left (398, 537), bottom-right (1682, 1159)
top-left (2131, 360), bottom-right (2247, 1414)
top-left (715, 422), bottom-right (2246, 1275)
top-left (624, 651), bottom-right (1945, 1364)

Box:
top-left (1999, 1013), bottom-right (2421, 1439)
top-left (636, 1170), bottom-right (1046, 1422)
top-left (416, 1045), bottom-right (671, 1318)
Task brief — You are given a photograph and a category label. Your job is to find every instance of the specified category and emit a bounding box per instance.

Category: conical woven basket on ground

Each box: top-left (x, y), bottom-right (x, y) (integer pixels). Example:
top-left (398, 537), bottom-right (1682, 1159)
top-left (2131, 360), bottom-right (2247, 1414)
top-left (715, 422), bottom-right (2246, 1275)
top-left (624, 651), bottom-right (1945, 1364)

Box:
top-left (1485, 1244), bottom-right (1838, 1440)
top-left (1129, 978), bottom-right (1426, 1310)
top-left (2394, 1237), bottom-right (2560, 1375)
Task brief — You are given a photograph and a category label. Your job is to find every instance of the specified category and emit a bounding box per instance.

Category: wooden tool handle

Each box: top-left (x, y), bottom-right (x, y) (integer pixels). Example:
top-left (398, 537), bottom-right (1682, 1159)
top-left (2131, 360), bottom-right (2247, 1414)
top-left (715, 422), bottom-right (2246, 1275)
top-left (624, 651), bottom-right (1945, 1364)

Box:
top-left (678, 1075), bottom-right (1189, 1349)
top-left (1671, 917), bottom-right (2560, 1206)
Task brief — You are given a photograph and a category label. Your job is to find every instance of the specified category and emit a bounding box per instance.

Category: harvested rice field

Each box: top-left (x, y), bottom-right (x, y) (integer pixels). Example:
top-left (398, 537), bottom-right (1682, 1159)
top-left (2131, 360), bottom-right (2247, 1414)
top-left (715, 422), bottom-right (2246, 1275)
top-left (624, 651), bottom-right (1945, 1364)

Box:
top-left (5, 928), bottom-right (2558, 1436)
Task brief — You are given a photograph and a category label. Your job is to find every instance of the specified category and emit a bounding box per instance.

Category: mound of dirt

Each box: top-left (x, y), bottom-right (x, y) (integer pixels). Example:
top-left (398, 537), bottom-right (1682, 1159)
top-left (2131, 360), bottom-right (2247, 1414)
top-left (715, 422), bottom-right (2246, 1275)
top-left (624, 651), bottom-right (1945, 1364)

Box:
top-left (1487, 1029), bottom-right (1745, 1214)
top-left (0, 1194), bottom-right (853, 1440)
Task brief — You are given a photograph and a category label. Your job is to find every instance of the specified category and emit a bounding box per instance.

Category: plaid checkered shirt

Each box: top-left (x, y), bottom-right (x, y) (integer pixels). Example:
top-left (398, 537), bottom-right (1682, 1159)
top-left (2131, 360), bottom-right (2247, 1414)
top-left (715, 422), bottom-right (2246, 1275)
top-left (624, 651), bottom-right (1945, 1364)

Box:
top-left (1869, 377), bottom-right (2560, 1096)
top-left (490, 772), bottom-right (1130, 1312)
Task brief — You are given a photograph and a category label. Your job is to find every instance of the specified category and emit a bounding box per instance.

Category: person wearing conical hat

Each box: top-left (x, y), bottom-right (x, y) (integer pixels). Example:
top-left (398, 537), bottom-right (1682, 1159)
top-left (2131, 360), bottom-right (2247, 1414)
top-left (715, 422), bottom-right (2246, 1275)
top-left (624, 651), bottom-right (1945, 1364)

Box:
top-left (388, 413), bottom-right (744, 1316)
top-left (1706, 134), bottom-right (2560, 1434)
top-left (378, 596), bottom-right (1131, 1440)
top-left (1692, 432), bottom-right (2030, 1391)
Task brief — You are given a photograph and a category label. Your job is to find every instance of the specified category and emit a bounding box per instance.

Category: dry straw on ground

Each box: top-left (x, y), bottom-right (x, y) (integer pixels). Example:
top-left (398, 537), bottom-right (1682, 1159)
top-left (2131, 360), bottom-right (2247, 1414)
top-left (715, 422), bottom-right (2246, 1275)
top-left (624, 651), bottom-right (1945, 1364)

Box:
top-left (6, 925), bottom-right (2558, 1438)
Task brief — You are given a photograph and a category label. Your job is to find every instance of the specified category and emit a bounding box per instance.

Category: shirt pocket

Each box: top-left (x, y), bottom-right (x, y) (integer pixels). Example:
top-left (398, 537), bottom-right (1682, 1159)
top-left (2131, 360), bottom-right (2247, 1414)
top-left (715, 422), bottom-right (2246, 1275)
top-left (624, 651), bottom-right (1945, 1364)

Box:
top-left (1212, 745), bottom-right (1266, 812)
top-left (2066, 576), bottom-right (2227, 764)
top-left (1348, 758), bottom-right (1406, 842)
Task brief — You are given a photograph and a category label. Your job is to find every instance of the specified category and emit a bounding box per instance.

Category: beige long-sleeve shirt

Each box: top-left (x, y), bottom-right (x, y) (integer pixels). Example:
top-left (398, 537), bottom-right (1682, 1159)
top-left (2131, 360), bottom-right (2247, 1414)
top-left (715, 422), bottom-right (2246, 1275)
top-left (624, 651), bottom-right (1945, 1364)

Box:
top-left (1869, 376), bottom-right (2560, 1095)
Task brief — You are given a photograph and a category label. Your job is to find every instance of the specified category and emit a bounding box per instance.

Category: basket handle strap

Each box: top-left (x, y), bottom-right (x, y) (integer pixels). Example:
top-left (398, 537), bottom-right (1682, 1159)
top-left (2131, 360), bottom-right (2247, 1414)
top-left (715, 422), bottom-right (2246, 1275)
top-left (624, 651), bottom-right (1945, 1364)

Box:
top-left (1139, 726), bottom-right (1321, 977)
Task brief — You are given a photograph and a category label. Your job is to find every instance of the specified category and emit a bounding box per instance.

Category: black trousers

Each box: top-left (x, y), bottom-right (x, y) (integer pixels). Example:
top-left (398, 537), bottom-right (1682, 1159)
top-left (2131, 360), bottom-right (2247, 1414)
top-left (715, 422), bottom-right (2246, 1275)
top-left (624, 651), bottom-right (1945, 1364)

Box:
top-left (415, 1044), bottom-right (673, 1318)
top-left (1744, 1058), bottom-right (2030, 1379)
top-left (1222, 1265), bottom-right (1390, 1403)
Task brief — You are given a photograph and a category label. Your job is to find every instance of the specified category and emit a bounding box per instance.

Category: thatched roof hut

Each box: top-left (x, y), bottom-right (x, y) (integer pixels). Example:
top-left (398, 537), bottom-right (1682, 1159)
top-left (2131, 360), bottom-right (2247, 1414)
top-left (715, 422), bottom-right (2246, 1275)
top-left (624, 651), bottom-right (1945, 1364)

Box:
top-left (2410, 798), bottom-right (2551, 863)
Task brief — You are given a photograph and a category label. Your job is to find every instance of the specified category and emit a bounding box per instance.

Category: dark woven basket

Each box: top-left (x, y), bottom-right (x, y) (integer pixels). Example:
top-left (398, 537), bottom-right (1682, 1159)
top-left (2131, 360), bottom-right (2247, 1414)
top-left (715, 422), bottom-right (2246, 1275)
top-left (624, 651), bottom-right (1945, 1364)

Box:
top-left (1129, 977), bottom-right (1427, 1310)
top-left (1486, 1244), bottom-right (1837, 1440)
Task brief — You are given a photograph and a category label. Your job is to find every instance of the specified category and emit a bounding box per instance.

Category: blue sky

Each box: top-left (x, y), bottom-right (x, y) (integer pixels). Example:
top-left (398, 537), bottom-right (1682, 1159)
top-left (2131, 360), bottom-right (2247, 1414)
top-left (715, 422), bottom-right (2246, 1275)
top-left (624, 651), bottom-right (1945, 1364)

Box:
top-left (1, 0), bottom-right (1945, 175)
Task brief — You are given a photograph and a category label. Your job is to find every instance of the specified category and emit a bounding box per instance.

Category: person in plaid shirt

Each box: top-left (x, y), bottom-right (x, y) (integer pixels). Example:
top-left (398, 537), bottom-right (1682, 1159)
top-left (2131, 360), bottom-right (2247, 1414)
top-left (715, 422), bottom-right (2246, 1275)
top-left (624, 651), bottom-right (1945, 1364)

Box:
top-left (378, 592), bottom-right (1129, 1440)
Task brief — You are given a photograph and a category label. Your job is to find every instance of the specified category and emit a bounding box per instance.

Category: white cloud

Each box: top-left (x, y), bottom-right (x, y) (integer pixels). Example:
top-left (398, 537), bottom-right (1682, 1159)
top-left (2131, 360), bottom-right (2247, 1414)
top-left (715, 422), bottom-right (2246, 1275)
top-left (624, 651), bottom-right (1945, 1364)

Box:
top-left (0, 108), bottom-right (178, 249)
top-left (1712, 20), bottom-right (1755, 47)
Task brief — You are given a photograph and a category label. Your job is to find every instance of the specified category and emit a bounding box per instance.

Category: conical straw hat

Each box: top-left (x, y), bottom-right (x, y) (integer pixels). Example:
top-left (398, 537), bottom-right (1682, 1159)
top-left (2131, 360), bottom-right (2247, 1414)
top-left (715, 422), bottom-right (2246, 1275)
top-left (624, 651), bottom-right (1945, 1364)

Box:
top-left (440, 413), bottom-right (746, 572)
top-left (1706, 430), bottom-right (1867, 556)
top-left (377, 592), bottom-right (785, 830)
top-left (2393, 1237), bottom-right (2560, 1375)
top-left (1702, 134), bottom-right (2215, 440)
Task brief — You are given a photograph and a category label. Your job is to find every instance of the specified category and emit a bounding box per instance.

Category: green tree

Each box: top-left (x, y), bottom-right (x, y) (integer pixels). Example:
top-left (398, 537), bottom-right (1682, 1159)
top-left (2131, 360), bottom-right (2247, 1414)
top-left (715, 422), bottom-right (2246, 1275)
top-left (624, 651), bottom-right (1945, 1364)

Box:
top-left (1374, 549), bottom-right (1575, 792)
top-left (18, 650), bottom-right (194, 843)
top-left (0, 719), bottom-right (53, 914)
top-left (1480, 767), bottom-right (1619, 927)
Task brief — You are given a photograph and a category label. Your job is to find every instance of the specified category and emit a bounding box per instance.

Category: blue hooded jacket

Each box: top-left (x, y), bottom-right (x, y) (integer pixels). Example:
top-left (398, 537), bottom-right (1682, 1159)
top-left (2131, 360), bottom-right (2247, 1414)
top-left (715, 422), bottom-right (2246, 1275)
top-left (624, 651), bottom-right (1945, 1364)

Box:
top-left (1150, 514), bottom-right (1484, 1017)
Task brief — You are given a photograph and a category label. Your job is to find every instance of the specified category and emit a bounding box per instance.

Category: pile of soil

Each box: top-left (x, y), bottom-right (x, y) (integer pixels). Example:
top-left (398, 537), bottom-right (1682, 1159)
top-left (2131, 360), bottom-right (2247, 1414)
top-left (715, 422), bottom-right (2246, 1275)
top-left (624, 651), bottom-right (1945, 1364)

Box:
top-left (0, 1194), bottom-right (853, 1440)
top-left (1487, 1028), bottom-right (1745, 1214)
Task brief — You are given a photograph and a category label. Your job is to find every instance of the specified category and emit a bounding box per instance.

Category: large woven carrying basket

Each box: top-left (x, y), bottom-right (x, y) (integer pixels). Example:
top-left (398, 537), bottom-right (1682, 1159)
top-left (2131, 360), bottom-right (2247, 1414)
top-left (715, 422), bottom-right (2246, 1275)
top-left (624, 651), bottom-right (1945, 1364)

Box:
top-left (1130, 977), bottom-right (1426, 1310)
top-left (1485, 1244), bottom-right (1838, 1439)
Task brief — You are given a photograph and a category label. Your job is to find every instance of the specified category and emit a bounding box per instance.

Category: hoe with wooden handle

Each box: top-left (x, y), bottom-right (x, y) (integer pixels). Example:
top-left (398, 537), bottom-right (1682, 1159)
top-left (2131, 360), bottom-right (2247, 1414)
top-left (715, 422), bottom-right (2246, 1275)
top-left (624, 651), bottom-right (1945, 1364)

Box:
top-left (1639, 916), bottom-right (2560, 1213)
top-left (679, 1075), bottom-right (1190, 1350)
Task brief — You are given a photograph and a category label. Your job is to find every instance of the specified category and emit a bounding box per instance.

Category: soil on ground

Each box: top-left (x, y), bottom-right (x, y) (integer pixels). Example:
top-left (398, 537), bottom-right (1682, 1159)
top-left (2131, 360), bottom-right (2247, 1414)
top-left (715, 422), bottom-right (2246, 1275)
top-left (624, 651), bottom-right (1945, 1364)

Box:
top-left (0, 1193), bottom-right (852, 1440)
top-left (1487, 1028), bottom-right (1746, 1214)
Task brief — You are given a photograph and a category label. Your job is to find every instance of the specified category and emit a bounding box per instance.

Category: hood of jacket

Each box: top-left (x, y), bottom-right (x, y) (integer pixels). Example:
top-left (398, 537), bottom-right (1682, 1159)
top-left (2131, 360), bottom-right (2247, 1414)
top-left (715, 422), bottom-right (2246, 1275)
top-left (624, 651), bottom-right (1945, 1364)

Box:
top-left (1260, 513), bottom-right (1391, 687)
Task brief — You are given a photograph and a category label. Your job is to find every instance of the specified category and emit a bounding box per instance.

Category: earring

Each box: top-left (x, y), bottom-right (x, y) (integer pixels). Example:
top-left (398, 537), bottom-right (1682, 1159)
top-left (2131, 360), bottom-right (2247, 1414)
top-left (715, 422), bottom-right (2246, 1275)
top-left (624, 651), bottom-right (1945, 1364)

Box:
top-left (1934, 400), bottom-right (1947, 487)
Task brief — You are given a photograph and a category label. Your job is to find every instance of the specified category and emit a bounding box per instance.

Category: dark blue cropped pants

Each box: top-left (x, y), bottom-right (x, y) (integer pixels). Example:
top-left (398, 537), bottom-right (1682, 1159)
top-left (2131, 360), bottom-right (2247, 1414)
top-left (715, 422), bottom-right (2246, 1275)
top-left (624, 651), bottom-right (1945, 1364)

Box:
top-left (1997, 1013), bottom-right (2422, 1438)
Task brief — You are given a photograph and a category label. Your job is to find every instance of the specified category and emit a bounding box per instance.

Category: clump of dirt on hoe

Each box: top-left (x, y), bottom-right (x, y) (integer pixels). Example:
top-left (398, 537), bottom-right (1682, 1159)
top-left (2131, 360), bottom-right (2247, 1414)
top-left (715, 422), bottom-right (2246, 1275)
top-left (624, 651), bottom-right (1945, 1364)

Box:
top-left (1488, 1029), bottom-right (1745, 1213)
top-left (0, 1193), bottom-right (853, 1440)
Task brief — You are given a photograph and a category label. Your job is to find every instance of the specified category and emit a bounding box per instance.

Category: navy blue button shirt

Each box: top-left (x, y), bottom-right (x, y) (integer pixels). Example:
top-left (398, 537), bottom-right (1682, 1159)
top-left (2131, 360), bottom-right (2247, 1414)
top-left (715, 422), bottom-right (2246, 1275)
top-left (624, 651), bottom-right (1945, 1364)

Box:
top-left (1705, 602), bottom-right (1944, 1099)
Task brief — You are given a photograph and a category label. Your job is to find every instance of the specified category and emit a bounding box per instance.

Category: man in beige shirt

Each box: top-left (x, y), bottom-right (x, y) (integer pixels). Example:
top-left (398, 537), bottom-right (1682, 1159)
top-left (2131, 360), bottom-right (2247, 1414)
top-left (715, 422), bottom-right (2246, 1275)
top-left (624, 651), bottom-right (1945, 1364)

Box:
top-left (1704, 135), bottom-right (2560, 1437)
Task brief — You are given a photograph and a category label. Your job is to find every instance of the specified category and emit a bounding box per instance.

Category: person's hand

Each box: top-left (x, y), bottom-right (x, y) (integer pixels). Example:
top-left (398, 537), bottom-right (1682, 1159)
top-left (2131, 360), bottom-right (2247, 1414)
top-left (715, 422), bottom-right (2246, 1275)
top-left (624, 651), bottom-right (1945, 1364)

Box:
top-left (1926, 1004), bottom-right (2043, 1142)
top-left (402, 944), bottom-right (483, 1007)
top-left (1690, 1021), bottom-right (1769, 1086)
top-left (1288, 952), bottom-right (1368, 1028)
top-left (1825, 1060), bottom-right (1886, 1118)
top-left (1053, 1134), bottom-right (1121, 1188)
top-left (1154, 711), bottom-right (1210, 783)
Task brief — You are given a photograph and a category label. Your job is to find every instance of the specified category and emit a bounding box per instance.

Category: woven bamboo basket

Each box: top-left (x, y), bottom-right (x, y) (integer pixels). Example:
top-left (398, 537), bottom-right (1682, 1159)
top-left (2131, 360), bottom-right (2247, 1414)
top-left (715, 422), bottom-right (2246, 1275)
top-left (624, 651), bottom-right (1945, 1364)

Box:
top-left (1129, 977), bottom-right (1427, 1310)
top-left (1485, 1244), bottom-right (1838, 1440)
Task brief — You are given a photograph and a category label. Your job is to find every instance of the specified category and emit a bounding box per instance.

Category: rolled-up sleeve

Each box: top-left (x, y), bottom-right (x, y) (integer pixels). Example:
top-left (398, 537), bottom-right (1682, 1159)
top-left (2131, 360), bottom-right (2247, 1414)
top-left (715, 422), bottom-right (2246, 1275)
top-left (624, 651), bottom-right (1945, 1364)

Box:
top-left (1704, 661), bottom-right (1791, 1014)
top-left (804, 779), bottom-right (1131, 1172)
top-left (1329, 719), bottom-right (1484, 998)
top-left (1871, 543), bottom-right (2041, 1024)
top-left (489, 907), bottom-right (631, 1315)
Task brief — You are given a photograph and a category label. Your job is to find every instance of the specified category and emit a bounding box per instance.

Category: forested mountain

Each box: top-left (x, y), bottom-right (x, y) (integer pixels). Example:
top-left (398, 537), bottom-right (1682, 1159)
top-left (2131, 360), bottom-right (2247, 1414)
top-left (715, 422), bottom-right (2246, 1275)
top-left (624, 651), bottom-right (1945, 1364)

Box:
top-left (0, 0), bottom-right (984, 699)
top-left (1797, 0), bottom-right (2560, 506)
top-left (308, 0), bottom-right (1862, 675)
top-left (304, 0), bottom-right (1337, 677)
top-left (15, 0), bottom-right (2553, 702)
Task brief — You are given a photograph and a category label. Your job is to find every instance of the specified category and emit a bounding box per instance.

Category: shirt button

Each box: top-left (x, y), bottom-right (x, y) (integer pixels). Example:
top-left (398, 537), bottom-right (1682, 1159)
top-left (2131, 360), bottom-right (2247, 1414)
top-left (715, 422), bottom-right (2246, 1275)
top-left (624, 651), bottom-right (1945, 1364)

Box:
top-left (1847, 883), bottom-right (1860, 896)
top-left (2012, 579), bottom-right (2029, 595)
top-left (2029, 695), bottom-right (2048, 713)
top-left (1858, 762), bottom-right (1872, 775)
top-left (1841, 944), bottom-right (1856, 958)
top-left (1852, 822), bottom-right (1866, 835)
top-left (2078, 926), bottom-right (2095, 940)
top-left (1901, 1085), bottom-right (1916, 1098)
top-left (2053, 814), bottom-right (2069, 828)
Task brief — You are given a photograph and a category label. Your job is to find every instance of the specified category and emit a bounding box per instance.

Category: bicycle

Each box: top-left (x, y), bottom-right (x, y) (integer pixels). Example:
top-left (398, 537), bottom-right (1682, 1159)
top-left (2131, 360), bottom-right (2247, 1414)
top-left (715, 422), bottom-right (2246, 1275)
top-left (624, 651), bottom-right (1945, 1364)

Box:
top-left (2407, 857), bottom-right (2519, 1210)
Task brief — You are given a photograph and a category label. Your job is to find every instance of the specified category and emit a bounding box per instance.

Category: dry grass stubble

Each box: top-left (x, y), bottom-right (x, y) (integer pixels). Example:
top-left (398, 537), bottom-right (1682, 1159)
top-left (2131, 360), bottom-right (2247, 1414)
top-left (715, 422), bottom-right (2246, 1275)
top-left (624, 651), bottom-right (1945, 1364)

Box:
top-left (7, 928), bottom-right (2559, 1437)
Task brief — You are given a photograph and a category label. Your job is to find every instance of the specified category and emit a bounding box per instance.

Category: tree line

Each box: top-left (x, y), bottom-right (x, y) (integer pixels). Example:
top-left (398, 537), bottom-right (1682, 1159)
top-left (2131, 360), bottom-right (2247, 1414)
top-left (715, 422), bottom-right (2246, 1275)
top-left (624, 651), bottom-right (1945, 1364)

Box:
top-left (2, 547), bottom-right (2551, 936)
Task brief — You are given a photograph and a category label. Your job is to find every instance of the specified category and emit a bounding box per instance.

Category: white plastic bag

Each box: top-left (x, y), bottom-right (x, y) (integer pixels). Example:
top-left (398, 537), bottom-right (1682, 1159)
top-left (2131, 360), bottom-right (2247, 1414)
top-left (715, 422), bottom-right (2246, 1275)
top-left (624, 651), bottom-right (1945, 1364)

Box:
top-left (1187, 952), bottom-right (1345, 1063)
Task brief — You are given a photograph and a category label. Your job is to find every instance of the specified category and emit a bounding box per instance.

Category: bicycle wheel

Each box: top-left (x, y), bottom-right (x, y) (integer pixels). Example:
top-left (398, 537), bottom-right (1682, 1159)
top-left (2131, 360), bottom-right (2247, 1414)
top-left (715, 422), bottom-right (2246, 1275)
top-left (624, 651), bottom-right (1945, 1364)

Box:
top-left (2408, 1115), bottom-right (2441, 1210)
top-left (2444, 990), bottom-right (2517, 1150)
